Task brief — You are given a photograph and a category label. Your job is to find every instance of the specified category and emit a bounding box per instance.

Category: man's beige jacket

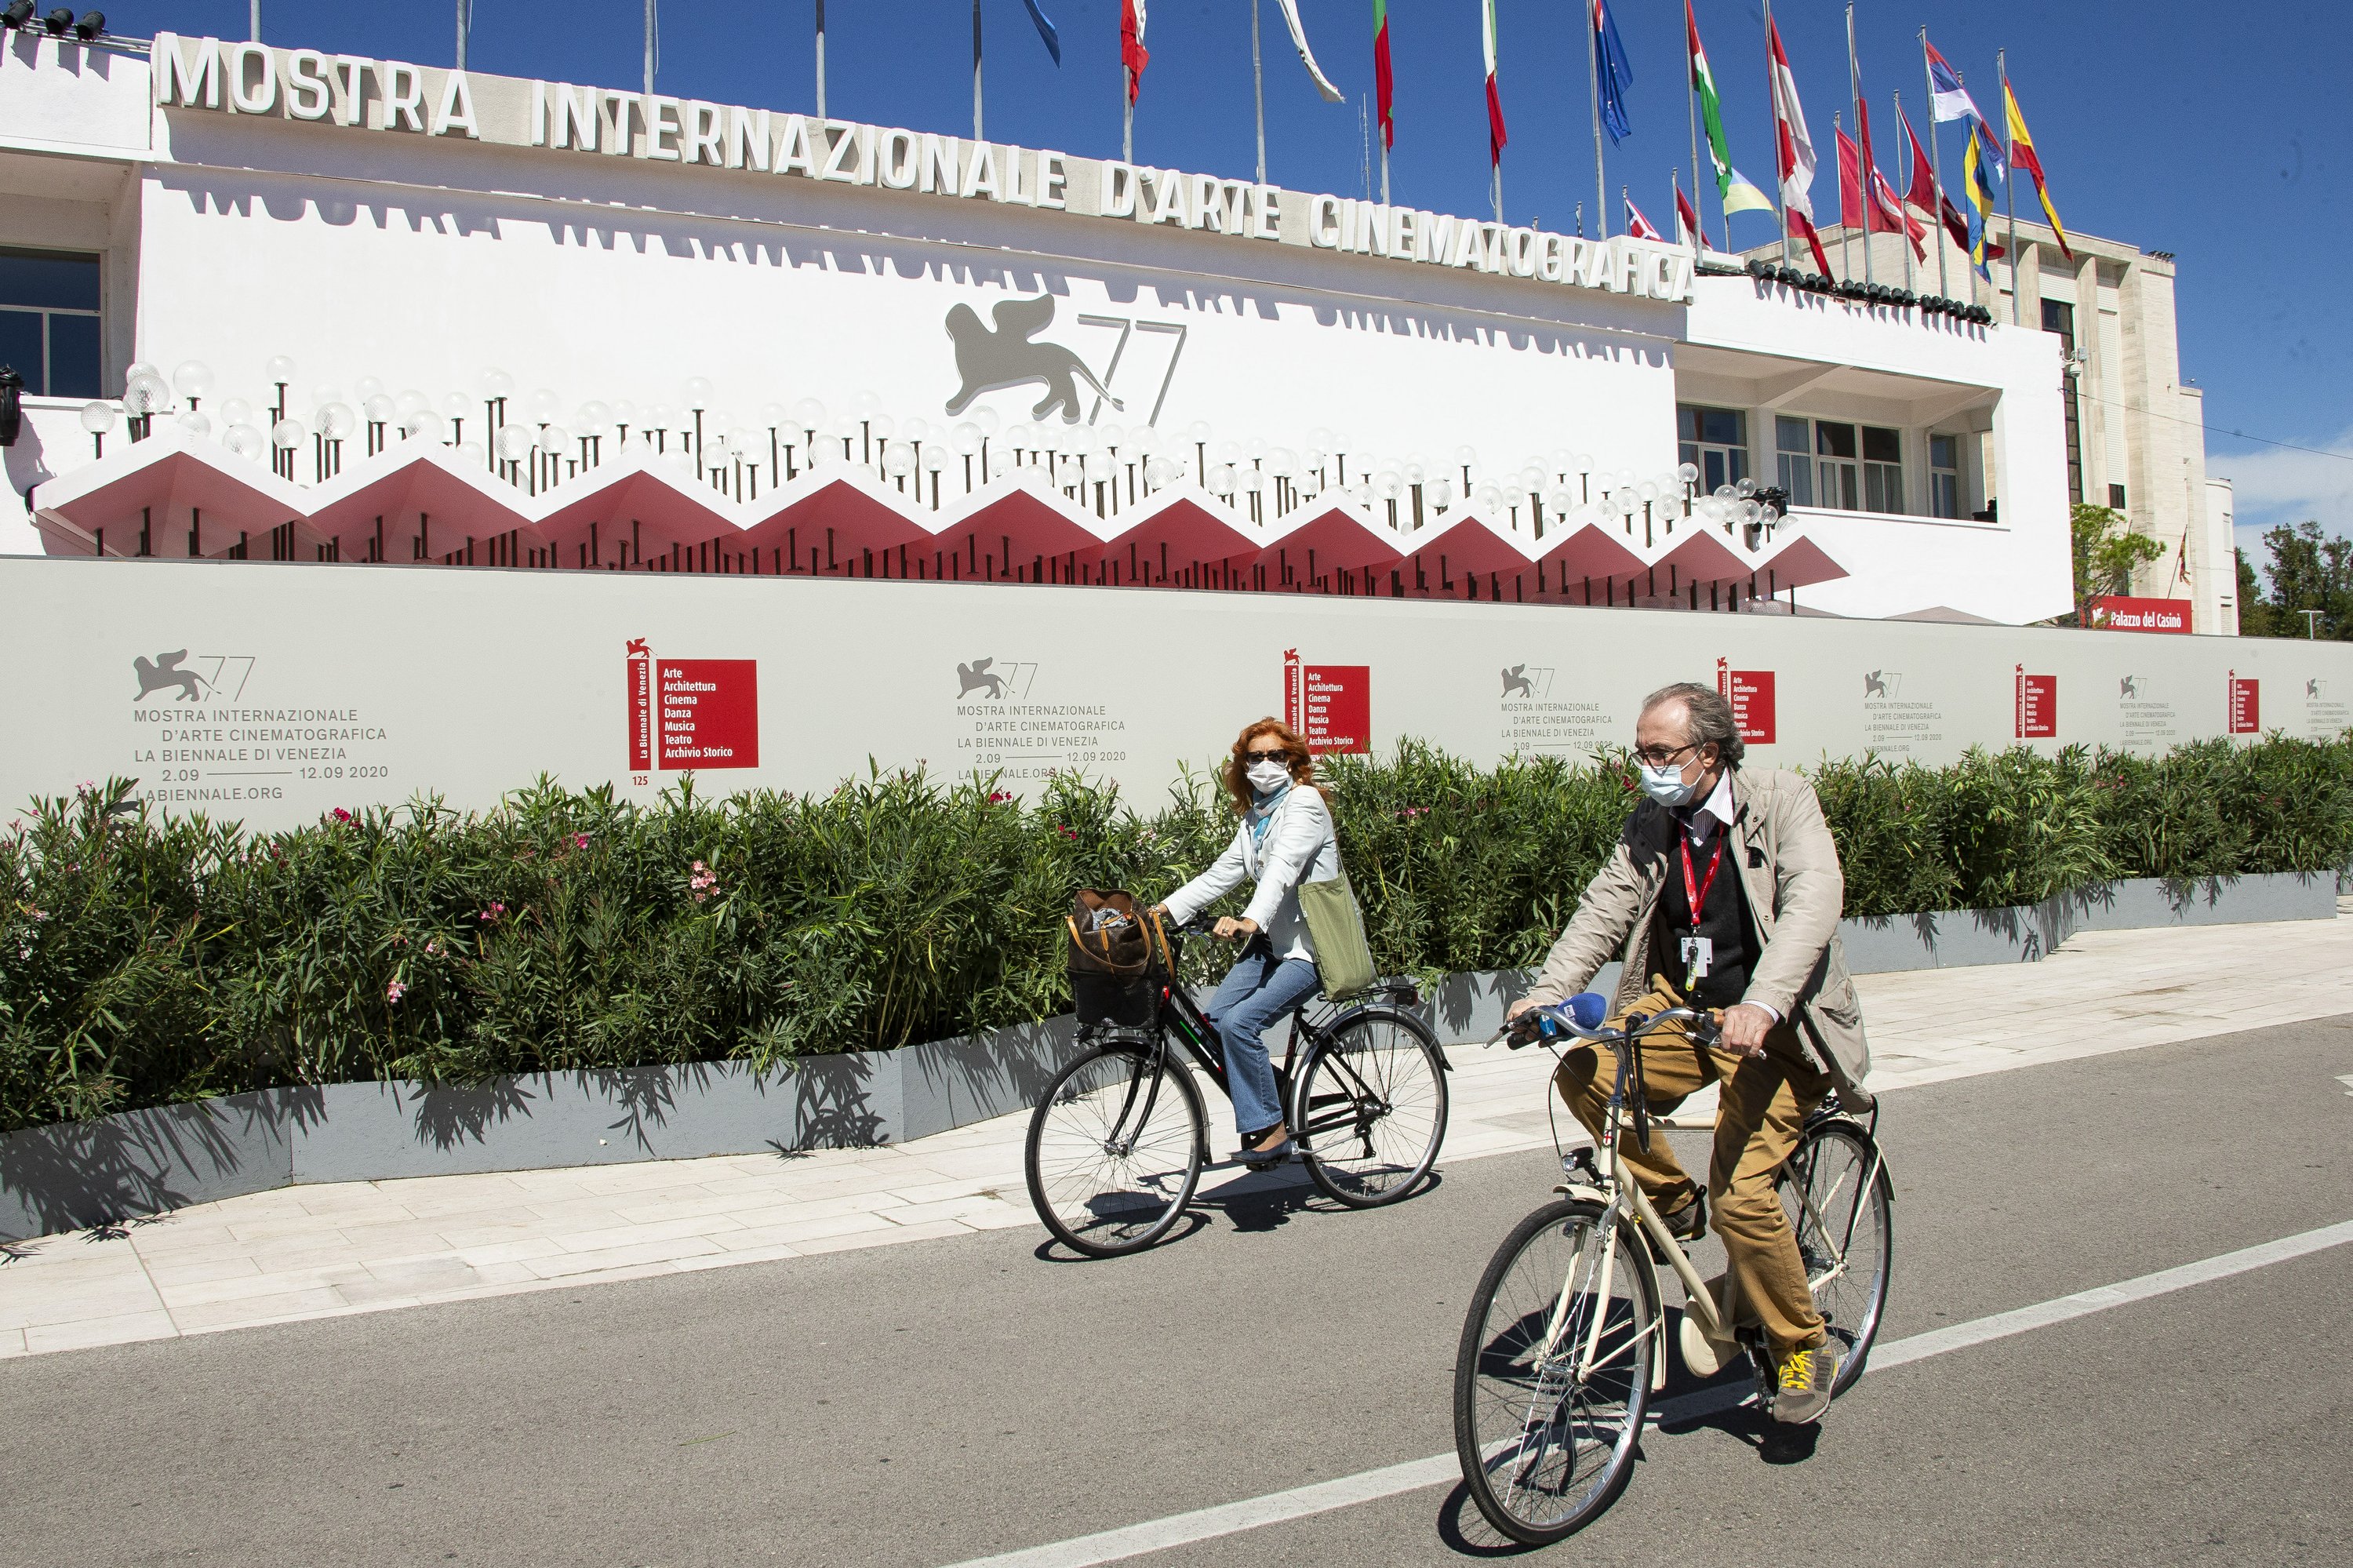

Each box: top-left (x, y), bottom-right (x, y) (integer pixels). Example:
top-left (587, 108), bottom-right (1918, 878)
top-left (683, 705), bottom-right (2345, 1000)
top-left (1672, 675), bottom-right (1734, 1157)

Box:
top-left (1523, 766), bottom-right (1870, 1093)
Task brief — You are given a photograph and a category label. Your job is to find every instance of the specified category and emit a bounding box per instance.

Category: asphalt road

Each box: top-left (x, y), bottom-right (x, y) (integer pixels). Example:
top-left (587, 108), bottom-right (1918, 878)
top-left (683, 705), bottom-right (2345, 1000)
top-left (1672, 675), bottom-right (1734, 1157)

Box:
top-left (6, 1017), bottom-right (2351, 1568)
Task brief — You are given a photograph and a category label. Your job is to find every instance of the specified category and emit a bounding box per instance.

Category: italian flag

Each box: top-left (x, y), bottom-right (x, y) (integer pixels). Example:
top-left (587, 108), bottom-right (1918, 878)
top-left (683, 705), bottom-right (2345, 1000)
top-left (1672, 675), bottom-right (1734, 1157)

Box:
top-left (1686, 1), bottom-right (1773, 216)
top-left (1372, 0), bottom-right (1394, 149)
top-left (1482, 0), bottom-right (1506, 168)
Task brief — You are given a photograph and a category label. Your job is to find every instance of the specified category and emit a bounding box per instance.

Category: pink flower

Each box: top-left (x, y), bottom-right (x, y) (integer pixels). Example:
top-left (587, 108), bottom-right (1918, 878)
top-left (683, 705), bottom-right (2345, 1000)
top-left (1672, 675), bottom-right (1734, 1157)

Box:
top-left (386, 979), bottom-right (407, 1003)
top-left (689, 859), bottom-right (720, 904)
top-left (331, 807), bottom-right (353, 824)
top-left (478, 902), bottom-right (507, 923)
top-left (988, 791), bottom-right (1013, 804)
top-left (573, 832), bottom-right (591, 849)
top-left (424, 939), bottom-right (441, 956)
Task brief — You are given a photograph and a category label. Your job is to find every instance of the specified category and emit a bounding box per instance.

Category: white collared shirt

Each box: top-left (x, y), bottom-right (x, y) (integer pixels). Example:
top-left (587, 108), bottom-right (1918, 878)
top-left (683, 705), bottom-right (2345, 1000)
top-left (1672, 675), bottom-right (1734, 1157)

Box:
top-left (1673, 768), bottom-right (1780, 1024)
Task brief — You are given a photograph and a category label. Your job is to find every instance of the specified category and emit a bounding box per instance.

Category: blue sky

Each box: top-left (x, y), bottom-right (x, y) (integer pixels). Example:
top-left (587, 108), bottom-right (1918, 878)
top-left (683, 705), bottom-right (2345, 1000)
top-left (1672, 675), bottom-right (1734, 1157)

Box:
top-left (121, 1), bottom-right (2352, 564)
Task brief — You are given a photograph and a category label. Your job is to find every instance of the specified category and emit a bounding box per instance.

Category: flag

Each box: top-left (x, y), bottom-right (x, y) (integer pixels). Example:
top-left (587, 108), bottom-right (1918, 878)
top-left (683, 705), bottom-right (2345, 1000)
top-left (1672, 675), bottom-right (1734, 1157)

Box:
top-left (1275, 0), bottom-right (1343, 103)
top-left (1594, 0), bottom-right (1634, 145)
top-left (1121, 0), bottom-right (1147, 100)
top-left (1922, 36), bottom-right (1980, 126)
top-left (1900, 100), bottom-right (1938, 213)
top-left (1687, 2), bottom-right (1773, 216)
top-left (1871, 163), bottom-right (1926, 257)
top-left (1768, 18), bottom-right (1832, 276)
top-left (1372, 0), bottom-right (1393, 147)
top-left (1962, 118), bottom-right (2000, 276)
top-left (2005, 81), bottom-right (2071, 259)
top-left (1482, 0), bottom-right (1506, 169)
top-left (1021, 0), bottom-right (1060, 65)
top-left (1625, 193), bottom-right (1664, 242)
top-left (1836, 126), bottom-right (1864, 230)
top-left (1675, 176), bottom-right (1704, 249)
top-left (1857, 98), bottom-right (1902, 235)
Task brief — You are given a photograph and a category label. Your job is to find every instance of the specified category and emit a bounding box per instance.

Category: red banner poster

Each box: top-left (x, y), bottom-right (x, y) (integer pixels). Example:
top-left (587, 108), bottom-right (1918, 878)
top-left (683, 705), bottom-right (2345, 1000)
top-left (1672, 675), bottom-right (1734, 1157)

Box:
top-left (2085, 595), bottom-right (2191, 634)
top-left (2015, 666), bottom-right (2057, 738)
top-left (2228, 673), bottom-right (2260, 735)
top-left (1715, 658), bottom-right (1777, 744)
top-left (1282, 649), bottom-right (1371, 754)
top-left (626, 638), bottom-right (653, 770)
top-left (659, 658), bottom-right (760, 768)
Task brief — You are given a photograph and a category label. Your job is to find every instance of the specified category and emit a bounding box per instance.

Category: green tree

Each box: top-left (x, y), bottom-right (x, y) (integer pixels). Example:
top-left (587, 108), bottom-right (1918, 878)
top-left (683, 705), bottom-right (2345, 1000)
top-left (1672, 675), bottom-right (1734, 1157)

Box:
top-left (2235, 547), bottom-right (2272, 636)
top-left (2242, 521), bottom-right (2353, 639)
top-left (2070, 502), bottom-right (2167, 622)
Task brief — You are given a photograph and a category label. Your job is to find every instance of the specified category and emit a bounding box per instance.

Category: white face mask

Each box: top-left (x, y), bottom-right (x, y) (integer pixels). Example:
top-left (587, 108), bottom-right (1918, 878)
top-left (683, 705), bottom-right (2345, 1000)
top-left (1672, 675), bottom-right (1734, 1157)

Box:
top-left (1638, 760), bottom-right (1699, 809)
top-left (1246, 759), bottom-right (1293, 796)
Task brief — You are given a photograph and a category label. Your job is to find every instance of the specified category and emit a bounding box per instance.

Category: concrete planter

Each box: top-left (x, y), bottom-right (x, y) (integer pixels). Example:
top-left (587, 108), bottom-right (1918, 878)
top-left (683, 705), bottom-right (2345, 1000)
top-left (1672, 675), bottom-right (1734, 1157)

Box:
top-left (0, 871), bottom-right (2332, 1242)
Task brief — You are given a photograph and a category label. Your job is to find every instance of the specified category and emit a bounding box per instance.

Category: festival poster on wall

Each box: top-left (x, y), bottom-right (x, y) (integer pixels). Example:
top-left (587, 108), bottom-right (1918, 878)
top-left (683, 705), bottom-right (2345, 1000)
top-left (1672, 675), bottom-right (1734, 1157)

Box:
top-left (1715, 660), bottom-right (1777, 744)
top-left (626, 639), bottom-right (759, 771)
top-left (1283, 649), bottom-right (1371, 754)
top-left (2015, 667), bottom-right (2058, 739)
top-left (2228, 674), bottom-right (2260, 736)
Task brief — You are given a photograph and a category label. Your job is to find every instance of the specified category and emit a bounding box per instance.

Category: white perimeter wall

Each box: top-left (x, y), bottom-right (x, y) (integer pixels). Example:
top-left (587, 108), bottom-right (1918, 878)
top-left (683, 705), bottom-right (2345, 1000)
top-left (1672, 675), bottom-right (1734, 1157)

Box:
top-left (5, 557), bottom-right (2345, 834)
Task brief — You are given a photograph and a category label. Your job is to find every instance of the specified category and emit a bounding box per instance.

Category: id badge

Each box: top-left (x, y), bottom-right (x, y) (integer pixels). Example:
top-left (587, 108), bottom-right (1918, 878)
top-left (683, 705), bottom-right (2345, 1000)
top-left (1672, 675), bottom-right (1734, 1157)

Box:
top-left (1679, 935), bottom-right (1713, 990)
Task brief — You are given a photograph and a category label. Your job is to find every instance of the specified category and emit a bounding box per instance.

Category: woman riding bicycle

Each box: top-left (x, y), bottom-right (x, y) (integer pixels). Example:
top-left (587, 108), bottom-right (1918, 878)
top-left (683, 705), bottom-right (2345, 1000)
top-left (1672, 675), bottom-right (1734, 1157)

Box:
top-left (1155, 717), bottom-right (1344, 1167)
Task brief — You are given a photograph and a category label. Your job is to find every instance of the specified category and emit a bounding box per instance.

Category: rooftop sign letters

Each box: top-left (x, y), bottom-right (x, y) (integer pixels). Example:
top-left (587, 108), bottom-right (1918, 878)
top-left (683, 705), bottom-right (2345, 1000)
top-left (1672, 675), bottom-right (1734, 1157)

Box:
top-left (149, 33), bottom-right (1696, 304)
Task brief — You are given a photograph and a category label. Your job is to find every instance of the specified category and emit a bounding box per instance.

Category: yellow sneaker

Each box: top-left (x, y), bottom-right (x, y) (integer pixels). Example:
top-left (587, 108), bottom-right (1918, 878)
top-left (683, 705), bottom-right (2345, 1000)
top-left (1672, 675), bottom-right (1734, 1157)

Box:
top-left (1771, 1341), bottom-right (1840, 1425)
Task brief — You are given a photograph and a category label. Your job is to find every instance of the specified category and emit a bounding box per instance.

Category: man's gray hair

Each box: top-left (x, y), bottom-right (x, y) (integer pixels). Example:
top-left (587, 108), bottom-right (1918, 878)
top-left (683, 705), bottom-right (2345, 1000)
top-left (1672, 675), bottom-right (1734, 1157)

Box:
top-left (1641, 682), bottom-right (1745, 769)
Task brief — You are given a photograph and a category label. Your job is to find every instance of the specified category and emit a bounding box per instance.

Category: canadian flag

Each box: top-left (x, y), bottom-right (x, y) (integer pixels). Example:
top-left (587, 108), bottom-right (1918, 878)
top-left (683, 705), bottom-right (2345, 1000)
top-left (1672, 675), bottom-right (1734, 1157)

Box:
top-left (1767, 20), bottom-right (1832, 278)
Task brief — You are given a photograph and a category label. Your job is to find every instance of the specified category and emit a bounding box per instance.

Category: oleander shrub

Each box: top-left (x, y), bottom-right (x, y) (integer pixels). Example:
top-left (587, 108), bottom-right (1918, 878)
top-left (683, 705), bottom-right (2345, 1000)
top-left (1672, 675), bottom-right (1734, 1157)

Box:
top-left (3, 733), bottom-right (2348, 1131)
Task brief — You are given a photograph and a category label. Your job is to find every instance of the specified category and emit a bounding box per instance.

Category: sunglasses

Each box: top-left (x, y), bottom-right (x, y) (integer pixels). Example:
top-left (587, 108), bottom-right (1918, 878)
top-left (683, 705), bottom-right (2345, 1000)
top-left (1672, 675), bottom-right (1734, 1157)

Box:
top-left (1243, 748), bottom-right (1293, 763)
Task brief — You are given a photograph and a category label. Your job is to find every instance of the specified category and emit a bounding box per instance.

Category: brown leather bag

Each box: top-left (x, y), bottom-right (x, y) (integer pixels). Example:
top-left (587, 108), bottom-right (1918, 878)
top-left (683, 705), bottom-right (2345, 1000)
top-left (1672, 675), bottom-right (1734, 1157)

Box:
top-left (1067, 890), bottom-right (1173, 1028)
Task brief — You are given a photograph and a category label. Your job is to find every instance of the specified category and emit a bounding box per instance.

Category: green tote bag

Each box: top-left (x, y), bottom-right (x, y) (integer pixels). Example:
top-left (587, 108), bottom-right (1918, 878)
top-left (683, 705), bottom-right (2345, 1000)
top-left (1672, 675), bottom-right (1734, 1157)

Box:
top-left (1297, 866), bottom-right (1377, 999)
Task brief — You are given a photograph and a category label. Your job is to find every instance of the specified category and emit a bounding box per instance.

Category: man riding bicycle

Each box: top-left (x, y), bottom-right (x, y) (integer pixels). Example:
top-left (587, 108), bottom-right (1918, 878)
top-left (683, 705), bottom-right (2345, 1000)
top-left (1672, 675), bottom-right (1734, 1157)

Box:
top-left (1507, 681), bottom-right (1871, 1428)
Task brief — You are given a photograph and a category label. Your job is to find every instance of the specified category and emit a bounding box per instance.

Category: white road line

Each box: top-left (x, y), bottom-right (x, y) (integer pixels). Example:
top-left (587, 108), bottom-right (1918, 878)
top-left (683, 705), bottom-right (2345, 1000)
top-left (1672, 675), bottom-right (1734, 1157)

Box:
top-left (940, 1217), bottom-right (2353, 1568)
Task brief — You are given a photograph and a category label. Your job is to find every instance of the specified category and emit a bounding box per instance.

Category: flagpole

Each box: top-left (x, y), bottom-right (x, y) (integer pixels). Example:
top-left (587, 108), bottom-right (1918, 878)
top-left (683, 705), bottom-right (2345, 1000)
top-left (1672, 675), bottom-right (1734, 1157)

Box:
top-left (972, 0), bottom-right (984, 140)
top-left (2000, 47), bottom-right (2018, 325)
top-left (1764, 0), bottom-right (1789, 267)
top-left (1124, 71), bottom-right (1133, 161)
top-left (643, 0), bottom-right (656, 93)
top-left (1252, 0), bottom-right (1267, 185)
top-left (1834, 110), bottom-right (1849, 282)
top-left (1847, 2), bottom-right (1871, 289)
top-left (814, 0), bottom-right (827, 120)
top-left (1587, 0), bottom-right (1606, 236)
top-left (1893, 90), bottom-right (1915, 295)
top-left (1686, 15), bottom-right (1704, 252)
top-left (454, 0), bottom-right (468, 69)
top-left (1920, 30), bottom-right (1947, 300)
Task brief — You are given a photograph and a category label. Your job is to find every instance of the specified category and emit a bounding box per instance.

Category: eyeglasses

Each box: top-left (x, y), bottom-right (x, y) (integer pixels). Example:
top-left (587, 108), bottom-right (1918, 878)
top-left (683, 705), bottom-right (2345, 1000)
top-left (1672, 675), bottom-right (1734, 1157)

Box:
top-left (1631, 741), bottom-right (1700, 768)
top-left (1243, 748), bottom-right (1293, 763)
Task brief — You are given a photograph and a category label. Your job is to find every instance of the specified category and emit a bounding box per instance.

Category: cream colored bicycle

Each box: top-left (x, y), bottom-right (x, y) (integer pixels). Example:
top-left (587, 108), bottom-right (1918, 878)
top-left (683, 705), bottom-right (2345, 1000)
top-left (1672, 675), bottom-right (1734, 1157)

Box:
top-left (1452, 992), bottom-right (1892, 1544)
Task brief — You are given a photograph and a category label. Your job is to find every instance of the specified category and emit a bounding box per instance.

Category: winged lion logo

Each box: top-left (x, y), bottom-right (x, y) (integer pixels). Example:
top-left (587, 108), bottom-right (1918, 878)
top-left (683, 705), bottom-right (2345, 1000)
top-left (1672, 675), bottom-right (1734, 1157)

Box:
top-left (944, 294), bottom-right (1124, 424)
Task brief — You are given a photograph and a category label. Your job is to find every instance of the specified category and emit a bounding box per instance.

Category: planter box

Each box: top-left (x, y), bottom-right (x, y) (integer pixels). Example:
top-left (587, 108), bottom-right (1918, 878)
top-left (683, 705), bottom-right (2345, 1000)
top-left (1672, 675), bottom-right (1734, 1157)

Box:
top-left (0, 871), bottom-right (2331, 1242)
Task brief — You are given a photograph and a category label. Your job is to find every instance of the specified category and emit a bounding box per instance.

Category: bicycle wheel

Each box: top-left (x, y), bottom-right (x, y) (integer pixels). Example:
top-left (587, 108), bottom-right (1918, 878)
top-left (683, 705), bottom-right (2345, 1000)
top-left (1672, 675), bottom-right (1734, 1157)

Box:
top-left (1024, 1042), bottom-right (1205, 1258)
top-left (1781, 1119), bottom-right (1893, 1392)
top-left (1296, 1006), bottom-right (1449, 1209)
top-left (1455, 1199), bottom-right (1657, 1546)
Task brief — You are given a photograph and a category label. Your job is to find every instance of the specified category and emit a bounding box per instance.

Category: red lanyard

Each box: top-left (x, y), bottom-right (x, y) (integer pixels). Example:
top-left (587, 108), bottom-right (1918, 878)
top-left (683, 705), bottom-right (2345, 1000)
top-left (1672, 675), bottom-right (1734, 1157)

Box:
top-left (1680, 831), bottom-right (1725, 919)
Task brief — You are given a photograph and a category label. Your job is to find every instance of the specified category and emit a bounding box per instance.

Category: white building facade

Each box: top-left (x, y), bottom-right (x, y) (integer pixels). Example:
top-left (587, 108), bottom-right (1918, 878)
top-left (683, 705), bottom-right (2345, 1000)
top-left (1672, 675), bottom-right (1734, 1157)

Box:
top-left (0, 29), bottom-right (2098, 625)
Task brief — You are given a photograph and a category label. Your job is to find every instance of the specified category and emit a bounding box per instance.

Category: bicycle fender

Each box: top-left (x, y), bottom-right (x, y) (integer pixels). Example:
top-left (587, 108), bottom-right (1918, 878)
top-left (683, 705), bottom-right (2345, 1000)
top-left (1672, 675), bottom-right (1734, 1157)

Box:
top-left (1547, 1182), bottom-right (1609, 1205)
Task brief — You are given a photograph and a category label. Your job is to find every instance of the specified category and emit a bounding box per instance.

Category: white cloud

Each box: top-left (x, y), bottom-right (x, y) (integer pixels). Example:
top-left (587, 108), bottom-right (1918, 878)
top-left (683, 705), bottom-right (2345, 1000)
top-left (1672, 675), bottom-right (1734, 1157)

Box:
top-left (2209, 428), bottom-right (2353, 547)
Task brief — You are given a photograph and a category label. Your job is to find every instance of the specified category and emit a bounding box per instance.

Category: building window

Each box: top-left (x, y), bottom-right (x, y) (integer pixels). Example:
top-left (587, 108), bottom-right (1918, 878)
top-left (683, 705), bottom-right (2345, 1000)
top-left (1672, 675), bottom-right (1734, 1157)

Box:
top-left (2041, 297), bottom-right (2085, 506)
top-left (1929, 434), bottom-right (1962, 518)
top-left (1677, 404), bottom-right (1750, 495)
top-left (0, 247), bottom-right (102, 398)
top-left (2108, 482), bottom-right (2126, 510)
top-left (1862, 425), bottom-right (1904, 514)
top-left (1775, 416), bottom-right (1813, 508)
top-left (1814, 420), bottom-right (1860, 511)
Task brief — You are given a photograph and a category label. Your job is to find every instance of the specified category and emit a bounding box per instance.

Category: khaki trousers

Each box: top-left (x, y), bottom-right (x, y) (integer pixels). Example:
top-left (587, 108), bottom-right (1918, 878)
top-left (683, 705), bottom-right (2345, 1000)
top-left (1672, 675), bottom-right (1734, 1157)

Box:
top-left (1552, 974), bottom-right (1828, 1355)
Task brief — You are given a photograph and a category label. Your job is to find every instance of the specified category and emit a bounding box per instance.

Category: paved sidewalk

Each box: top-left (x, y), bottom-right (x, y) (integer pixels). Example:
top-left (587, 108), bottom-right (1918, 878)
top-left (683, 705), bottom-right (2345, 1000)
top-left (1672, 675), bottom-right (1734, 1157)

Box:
top-left (5, 906), bottom-right (2349, 1359)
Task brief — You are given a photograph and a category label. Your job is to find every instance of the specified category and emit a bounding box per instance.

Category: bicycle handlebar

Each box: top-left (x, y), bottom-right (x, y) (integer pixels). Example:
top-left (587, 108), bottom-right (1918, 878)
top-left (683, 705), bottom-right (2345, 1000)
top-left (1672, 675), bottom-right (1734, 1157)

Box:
top-left (1489, 998), bottom-right (1722, 1051)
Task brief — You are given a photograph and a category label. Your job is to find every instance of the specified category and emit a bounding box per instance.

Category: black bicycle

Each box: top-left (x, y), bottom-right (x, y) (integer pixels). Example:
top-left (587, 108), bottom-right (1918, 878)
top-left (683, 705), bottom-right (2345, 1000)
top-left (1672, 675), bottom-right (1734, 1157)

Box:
top-left (1023, 921), bottom-right (1450, 1257)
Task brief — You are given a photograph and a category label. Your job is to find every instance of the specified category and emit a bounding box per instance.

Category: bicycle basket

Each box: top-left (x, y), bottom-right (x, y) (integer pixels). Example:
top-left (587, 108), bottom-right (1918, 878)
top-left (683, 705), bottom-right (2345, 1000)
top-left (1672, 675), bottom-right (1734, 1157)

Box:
top-left (1067, 890), bottom-right (1169, 1028)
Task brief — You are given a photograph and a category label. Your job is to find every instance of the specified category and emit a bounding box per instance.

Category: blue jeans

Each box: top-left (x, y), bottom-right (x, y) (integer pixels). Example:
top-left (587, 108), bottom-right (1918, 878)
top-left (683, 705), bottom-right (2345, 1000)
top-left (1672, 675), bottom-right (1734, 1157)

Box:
top-left (1201, 942), bottom-right (1323, 1137)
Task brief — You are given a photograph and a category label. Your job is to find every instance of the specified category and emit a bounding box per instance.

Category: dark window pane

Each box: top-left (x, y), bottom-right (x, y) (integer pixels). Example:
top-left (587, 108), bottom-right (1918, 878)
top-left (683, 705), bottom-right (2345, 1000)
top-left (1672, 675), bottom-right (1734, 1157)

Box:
top-left (1703, 450), bottom-right (1726, 493)
top-left (2108, 482), bottom-right (2127, 508)
top-left (0, 249), bottom-right (100, 312)
top-left (0, 310), bottom-right (40, 391)
top-left (46, 311), bottom-right (101, 398)
top-left (1776, 416), bottom-right (1809, 454)
top-left (1815, 421), bottom-right (1857, 458)
top-left (1677, 405), bottom-right (1700, 441)
top-left (1862, 426), bottom-right (1901, 464)
top-left (1703, 409), bottom-right (1743, 446)
top-left (1930, 434), bottom-right (1957, 469)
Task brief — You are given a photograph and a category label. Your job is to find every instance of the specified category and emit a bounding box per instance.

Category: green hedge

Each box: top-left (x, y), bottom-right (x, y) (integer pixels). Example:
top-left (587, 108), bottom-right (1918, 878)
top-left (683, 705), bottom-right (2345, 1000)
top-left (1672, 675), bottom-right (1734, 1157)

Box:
top-left (4, 734), bottom-right (2348, 1133)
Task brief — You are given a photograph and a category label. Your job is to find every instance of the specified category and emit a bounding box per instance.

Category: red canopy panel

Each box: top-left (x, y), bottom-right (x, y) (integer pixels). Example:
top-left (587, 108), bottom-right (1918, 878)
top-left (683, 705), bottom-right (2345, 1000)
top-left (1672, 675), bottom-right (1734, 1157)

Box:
top-left (33, 438), bottom-right (308, 558)
top-left (1394, 511), bottom-right (1539, 600)
top-left (1751, 533), bottom-right (1850, 591)
top-left (1254, 503), bottom-right (1405, 593)
top-left (1533, 522), bottom-right (1647, 598)
top-left (1098, 493), bottom-right (1264, 590)
top-left (741, 475), bottom-right (936, 580)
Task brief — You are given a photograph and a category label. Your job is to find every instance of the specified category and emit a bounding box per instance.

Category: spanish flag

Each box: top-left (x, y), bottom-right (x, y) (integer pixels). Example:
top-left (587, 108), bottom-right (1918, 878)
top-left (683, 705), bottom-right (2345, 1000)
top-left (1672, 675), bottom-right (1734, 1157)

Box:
top-left (2003, 82), bottom-right (2071, 260)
